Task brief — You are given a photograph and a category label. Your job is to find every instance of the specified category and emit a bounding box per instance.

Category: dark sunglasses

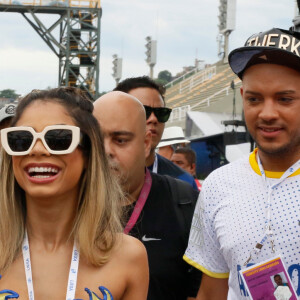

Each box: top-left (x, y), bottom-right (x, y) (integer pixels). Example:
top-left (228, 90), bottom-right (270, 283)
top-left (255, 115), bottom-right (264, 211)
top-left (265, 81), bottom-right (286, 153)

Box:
top-left (143, 105), bottom-right (172, 123)
top-left (1, 125), bottom-right (81, 156)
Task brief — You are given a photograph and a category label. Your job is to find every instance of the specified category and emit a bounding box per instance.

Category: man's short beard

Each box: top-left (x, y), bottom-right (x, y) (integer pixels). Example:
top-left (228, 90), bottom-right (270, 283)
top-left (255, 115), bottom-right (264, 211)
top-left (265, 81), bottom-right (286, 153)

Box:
top-left (108, 159), bottom-right (120, 172)
top-left (256, 137), bottom-right (300, 157)
top-left (108, 159), bottom-right (129, 187)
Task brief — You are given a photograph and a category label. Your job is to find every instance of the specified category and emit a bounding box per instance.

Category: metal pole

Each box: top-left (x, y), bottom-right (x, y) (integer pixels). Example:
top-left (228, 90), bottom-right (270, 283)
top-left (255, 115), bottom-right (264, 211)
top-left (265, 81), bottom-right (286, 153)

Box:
top-left (223, 31), bottom-right (229, 63)
top-left (65, 9), bottom-right (71, 87)
top-left (95, 8), bottom-right (102, 98)
top-left (150, 65), bottom-right (154, 79)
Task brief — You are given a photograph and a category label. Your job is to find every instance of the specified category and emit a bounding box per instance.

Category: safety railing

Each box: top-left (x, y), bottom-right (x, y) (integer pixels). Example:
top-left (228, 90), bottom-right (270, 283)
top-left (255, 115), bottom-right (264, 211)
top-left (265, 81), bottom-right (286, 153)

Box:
top-left (165, 68), bottom-right (199, 89)
top-left (179, 66), bottom-right (216, 94)
top-left (168, 78), bottom-right (241, 123)
top-left (169, 105), bottom-right (191, 122)
top-left (190, 83), bottom-right (238, 110)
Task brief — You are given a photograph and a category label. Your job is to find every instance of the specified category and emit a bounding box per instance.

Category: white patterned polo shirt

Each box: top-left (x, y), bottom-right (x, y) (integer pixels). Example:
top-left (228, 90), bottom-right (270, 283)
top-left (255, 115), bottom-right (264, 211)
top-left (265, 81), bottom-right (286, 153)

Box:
top-left (184, 149), bottom-right (300, 299)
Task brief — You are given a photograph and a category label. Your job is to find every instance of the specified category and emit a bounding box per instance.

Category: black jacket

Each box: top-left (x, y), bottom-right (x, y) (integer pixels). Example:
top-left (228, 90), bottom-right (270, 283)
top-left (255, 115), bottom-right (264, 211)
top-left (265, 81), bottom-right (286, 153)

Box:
top-left (126, 172), bottom-right (202, 300)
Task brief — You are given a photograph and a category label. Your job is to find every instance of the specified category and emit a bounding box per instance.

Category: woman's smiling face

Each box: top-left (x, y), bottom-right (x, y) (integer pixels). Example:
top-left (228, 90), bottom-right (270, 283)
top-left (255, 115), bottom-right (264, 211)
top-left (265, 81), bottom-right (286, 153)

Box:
top-left (12, 100), bottom-right (85, 201)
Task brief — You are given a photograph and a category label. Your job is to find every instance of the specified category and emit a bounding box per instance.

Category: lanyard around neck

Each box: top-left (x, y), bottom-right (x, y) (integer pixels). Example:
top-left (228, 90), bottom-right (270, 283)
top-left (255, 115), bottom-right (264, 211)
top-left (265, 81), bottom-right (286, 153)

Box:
top-left (124, 169), bottom-right (152, 234)
top-left (244, 155), bottom-right (300, 265)
top-left (152, 154), bottom-right (158, 174)
top-left (257, 155), bottom-right (300, 230)
top-left (22, 230), bottom-right (80, 300)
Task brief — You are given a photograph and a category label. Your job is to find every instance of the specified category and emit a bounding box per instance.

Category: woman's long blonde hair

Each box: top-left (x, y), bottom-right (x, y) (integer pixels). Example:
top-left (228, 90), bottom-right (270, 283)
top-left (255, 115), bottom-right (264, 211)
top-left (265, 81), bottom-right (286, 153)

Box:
top-left (0, 87), bottom-right (123, 272)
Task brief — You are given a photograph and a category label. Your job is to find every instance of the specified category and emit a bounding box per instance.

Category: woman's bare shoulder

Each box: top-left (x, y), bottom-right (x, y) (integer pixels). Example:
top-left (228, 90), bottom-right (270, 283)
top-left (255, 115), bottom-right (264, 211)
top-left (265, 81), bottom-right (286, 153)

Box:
top-left (113, 234), bottom-right (149, 299)
top-left (114, 234), bottom-right (147, 263)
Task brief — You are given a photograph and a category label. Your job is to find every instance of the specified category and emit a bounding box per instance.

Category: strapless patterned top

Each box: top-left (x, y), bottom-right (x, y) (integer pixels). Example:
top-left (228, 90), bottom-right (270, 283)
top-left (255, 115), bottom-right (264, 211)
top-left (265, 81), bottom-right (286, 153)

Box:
top-left (0, 286), bottom-right (113, 300)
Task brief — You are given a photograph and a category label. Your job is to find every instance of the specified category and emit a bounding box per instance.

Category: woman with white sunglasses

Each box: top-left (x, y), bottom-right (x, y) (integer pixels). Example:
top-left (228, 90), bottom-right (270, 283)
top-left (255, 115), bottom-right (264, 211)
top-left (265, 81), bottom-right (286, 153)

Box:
top-left (0, 87), bottom-right (149, 299)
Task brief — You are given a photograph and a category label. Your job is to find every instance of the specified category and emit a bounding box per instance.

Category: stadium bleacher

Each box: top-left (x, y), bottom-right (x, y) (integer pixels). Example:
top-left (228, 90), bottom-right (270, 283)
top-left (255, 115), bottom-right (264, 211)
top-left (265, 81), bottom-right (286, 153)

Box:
top-left (165, 61), bottom-right (243, 128)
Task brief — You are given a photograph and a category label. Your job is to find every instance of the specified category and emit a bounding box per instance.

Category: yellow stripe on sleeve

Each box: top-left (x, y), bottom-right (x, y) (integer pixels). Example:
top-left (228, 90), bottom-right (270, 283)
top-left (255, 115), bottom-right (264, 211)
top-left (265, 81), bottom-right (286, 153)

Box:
top-left (183, 255), bottom-right (229, 279)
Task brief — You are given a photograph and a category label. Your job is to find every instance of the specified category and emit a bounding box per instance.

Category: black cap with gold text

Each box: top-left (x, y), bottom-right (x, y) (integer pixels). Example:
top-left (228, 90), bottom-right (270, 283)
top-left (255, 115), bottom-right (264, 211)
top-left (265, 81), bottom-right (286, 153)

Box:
top-left (228, 28), bottom-right (300, 79)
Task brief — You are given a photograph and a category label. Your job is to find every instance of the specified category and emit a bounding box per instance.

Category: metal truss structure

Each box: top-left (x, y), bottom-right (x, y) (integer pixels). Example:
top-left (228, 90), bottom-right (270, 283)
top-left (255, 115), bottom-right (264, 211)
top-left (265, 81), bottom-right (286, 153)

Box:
top-left (0, 0), bottom-right (101, 99)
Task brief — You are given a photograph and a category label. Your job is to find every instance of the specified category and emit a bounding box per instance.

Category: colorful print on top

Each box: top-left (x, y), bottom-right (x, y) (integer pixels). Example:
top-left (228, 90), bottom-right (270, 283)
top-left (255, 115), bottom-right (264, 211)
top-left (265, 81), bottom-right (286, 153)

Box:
top-left (0, 286), bottom-right (113, 300)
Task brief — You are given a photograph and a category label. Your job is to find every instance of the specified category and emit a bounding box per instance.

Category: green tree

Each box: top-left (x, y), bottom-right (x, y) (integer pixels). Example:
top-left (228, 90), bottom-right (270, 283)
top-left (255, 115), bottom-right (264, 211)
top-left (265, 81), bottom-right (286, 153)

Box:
top-left (155, 79), bottom-right (167, 86)
top-left (158, 70), bottom-right (172, 83)
top-left (0, 89), bottom-right (20, 99)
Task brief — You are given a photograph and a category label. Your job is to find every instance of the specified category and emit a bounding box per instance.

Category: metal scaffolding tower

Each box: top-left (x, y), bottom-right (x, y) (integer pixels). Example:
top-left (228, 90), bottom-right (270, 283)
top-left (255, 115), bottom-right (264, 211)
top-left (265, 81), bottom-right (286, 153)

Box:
top-left (0, 0), bottom-right (101, 99)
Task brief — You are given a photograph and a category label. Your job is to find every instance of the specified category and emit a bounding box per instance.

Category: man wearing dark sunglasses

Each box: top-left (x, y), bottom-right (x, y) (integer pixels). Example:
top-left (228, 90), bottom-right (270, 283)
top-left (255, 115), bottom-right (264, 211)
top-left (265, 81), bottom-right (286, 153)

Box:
top-left (114, 77), bottom-right (167, 164)
top-left (114, 76), bottom-right (198, 190)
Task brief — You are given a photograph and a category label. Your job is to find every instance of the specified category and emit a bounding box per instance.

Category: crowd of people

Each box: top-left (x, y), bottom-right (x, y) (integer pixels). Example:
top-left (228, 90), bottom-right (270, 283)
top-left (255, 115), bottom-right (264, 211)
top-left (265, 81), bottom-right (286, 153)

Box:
top-left (0, 26), bottom-right (299, 300)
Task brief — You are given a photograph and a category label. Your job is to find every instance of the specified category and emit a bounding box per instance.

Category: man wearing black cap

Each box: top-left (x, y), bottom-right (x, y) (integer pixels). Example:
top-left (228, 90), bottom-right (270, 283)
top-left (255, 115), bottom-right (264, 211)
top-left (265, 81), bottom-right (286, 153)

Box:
top-left (184, 28), bottom-right (300, 299)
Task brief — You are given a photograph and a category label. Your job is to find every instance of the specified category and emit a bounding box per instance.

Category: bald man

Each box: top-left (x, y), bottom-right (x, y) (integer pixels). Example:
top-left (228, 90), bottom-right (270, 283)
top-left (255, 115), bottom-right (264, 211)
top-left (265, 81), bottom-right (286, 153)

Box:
top-left (94, 91), bottom-right (151, 202)
top-left (94, 92), bottom-right (202, 300)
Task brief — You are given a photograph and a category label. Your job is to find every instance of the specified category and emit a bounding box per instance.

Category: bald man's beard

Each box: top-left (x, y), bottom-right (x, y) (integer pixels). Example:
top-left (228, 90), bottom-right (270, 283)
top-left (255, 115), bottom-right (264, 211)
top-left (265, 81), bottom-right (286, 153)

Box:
top-left (108, 159), bottom-right (129, 189)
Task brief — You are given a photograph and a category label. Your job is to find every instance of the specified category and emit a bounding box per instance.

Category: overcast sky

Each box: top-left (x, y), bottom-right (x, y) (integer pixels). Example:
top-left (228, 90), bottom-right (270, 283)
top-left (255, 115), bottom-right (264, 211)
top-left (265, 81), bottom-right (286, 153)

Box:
top-left (0, 0), bottom-right (296, 95)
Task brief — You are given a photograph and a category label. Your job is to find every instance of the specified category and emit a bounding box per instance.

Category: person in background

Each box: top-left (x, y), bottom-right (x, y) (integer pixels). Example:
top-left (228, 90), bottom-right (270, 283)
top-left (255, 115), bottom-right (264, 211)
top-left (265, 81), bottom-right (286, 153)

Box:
top-left (0, 103), bottom-right (17, 153)
top-left (156, 126), bottom-right (190, 160)
top-left (0, 103), bottom-right (17, 130)
top-left (114, 77), bottom-right (198, 190)
top-left (171, 147), bottom-right (202, 191)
